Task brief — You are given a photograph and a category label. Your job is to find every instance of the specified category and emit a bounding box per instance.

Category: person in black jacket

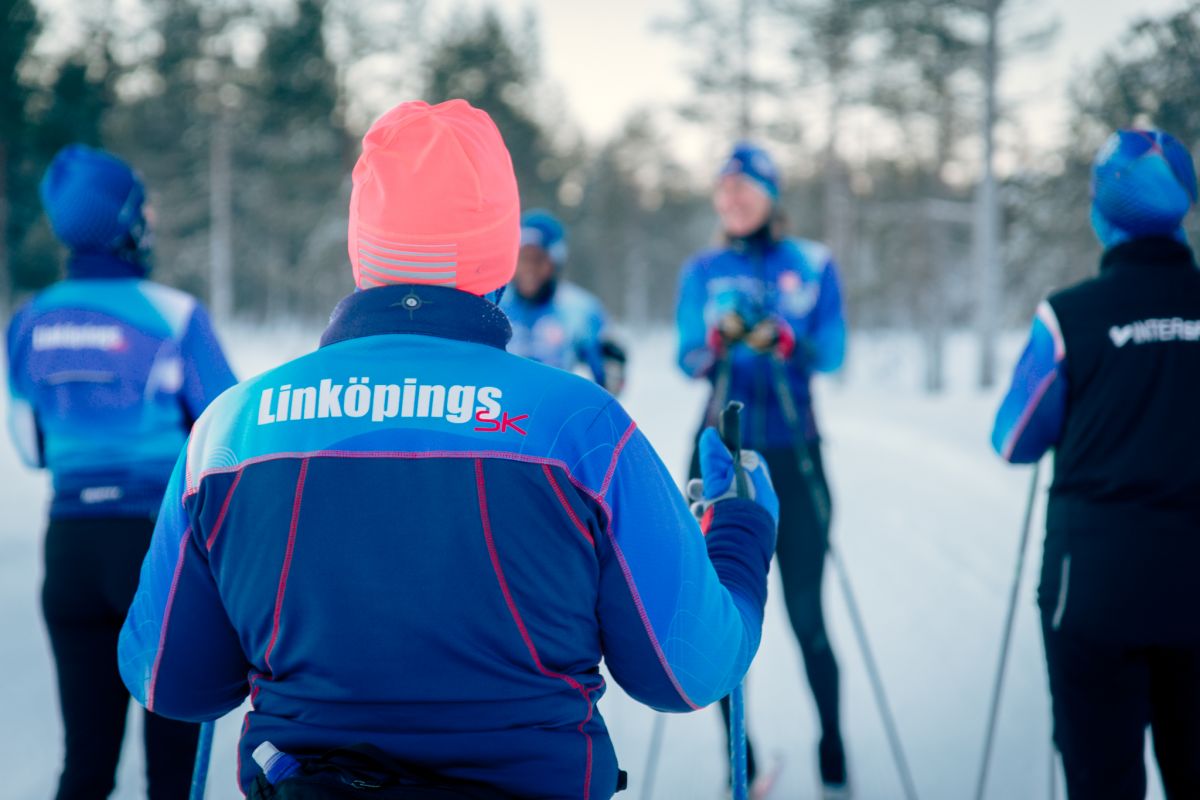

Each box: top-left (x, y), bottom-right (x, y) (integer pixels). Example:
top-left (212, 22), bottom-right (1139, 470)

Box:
top-left (992, 129), bottom-right (1200, 800)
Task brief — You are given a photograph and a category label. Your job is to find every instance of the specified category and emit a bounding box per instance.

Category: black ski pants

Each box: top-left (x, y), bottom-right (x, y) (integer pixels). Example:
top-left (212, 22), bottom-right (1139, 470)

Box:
top-left (689, 440), bottom-right (842, 782)
top-left (1042, 619), bottom-right (1200, 800)
top-left (42, 516), bottom-right (200, 800)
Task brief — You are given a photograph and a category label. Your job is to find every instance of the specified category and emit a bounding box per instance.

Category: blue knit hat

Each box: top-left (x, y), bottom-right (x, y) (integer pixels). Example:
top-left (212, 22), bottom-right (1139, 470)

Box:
top-left (1091, 129), bottom-right (1197, 248)
top-left (719, 141), bottom-right (780, 201)
top-left (520, 209), bottom-right (568, 268)
top-left (40, 145), bottom-right (149, 257)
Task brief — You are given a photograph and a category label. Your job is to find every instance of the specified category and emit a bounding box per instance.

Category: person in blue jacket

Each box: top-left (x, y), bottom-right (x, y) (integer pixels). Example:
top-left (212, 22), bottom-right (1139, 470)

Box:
top-left (117, 99), bottom-right (778, 800)
top-left (676, 141), bottom-right (849, 796)
top-left (5, 145), bottom-right (236, 799)
top-left (993, 129), bottom-right (1200, 799)
top-left (500, 210), bottom-right (627, 393)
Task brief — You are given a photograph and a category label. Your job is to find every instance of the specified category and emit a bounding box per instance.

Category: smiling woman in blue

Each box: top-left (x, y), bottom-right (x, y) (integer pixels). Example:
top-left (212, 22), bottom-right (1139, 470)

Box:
top-left (675, 140), bottom-right (850, 798)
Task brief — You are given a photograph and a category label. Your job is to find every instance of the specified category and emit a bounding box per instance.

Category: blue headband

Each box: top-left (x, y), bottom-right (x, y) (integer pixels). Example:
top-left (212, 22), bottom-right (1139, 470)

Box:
top-left (718, 141), bottom-right (780, 201)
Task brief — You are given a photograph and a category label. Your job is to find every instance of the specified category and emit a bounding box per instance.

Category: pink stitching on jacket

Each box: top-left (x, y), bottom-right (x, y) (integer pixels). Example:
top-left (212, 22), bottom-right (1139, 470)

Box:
top-left (263, 459), bottom-right (310, 673)
top-left (205, 470), bottom-right (244, 551)
top-left (475, 459), bottom-right (595, 799)
top-left (147, 528), bottom-right (193, 713)
top-left (1002, 371), bottom-right (1059, 461)
top-left (543, 464), bottom-right (596, 548)
top-left (599, 421), bottom-right (637, 498)
top-left (185, 443), bottom-right (697, 711)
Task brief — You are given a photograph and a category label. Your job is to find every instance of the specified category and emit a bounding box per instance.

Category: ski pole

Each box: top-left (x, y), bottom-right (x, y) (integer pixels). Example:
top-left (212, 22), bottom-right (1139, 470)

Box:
top-left (973, 461), bottom-right (1042, 800)
top-left (642, 378), bottom-right (740, 800)
top-left (769, 358), bottom-right (920, 800)
top-left (190, 720), bottom-right (215, 800)
top-left (827, 545), bottom-right (920, 800)
top-left (706, 354), bottom-right (735, 429)
top-left (719, 401), bottom-right (750, 800)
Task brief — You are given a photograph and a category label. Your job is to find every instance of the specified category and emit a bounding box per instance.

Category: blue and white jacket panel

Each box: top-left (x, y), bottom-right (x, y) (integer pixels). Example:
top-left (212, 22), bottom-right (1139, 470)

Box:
top-left (991, 301), bottom-right (1068, 464)
top-left (5, 253), bottom-right (236, 517)
top-left (501, 281), bottom-right (609, 385)
top-left (118, 285), bottom-right (774, 799)
top-left (676, 236), bottom-right (847, 448)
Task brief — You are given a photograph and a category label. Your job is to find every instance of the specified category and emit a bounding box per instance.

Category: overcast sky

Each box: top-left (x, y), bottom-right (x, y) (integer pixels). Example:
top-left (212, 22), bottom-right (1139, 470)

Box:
top-left (463, 0), bottom-right (1189, 171)
top-left (37, 0), bottom-right (1195, 175)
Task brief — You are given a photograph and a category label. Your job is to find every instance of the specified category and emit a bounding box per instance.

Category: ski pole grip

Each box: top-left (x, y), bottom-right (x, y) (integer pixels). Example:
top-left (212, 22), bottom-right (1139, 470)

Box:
top-left (720, 401), bottom-right (743, 456)
top-left (720, 401), bottom-right (752, 500)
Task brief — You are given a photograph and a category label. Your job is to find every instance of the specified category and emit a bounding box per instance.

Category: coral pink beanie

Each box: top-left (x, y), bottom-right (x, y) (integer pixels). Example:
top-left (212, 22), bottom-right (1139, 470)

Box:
top-left (348, 99), bottom-right (520, 296)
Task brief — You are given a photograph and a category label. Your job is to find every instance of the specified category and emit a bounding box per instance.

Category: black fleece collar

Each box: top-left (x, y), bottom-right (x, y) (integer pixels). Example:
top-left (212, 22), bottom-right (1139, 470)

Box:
top-left (320, 284), bottom-right (512, 350)
top-left (1101, 237), bottom-right (1198, 273)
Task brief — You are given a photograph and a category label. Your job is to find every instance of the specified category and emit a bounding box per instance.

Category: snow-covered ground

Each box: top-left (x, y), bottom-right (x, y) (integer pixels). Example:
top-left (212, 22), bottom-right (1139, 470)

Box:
top-left (0, 326), bottom-right (1168, 800)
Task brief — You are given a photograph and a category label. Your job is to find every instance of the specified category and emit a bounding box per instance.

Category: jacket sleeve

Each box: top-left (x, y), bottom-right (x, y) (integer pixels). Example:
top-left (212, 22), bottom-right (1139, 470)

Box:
top-left (594, 423), bottom-right (774, 712)
top-left (178, 304), bottom-right (237, 426)
top-left (803, 257), bottom-right (847, 374)
top-left (5, 308), bottom-right (42, 468)
top-left (992, 301), bottom-right (1067, 463)
top-left (677, 257), bottom-right (715, 378)
top-left (118, 447), bottom-right (250, 721)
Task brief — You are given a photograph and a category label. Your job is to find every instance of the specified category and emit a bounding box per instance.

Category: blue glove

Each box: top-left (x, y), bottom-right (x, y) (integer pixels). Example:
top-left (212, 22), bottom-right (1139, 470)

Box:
top-left (687, 427), bottom-right (780, 524)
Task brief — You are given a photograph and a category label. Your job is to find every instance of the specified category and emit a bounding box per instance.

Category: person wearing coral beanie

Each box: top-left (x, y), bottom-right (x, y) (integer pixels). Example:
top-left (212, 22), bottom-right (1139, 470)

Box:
top-left (117, 99), bottom-right (779, 799)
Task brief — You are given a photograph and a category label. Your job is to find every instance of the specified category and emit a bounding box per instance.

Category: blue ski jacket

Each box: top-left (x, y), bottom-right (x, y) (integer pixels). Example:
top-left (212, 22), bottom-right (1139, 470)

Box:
top-left (5, 252), bottom-right (236, 518)
top-left (500, 281), bottom-right (609, 386)
top-left (676, 234), bottom-right (846, 448)
top-left (118, 284), bottom-right (775, 799)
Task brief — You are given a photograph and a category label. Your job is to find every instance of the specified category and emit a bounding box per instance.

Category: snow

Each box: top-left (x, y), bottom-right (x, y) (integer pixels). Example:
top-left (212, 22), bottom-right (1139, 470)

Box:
top-left (0, 325), bottom-right (1168, 799)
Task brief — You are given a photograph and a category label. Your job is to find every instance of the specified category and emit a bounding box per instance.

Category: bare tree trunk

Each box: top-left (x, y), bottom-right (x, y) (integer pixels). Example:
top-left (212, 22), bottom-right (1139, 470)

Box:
top-left (0, 139), bottom-right (10, 319)
top-left (975, 0), bottom-right (1001, 388)
top-left (625, 251), bottom-right (649, 329)
top-left (209, 101), bottom-right (234, 323)
top-left (736, 0), bottom-right (753, 137)
top-left (921, 84), bottom-right (958, 394)
top-left (922, 200), bottom-right (947, 393)
top-left (824, 70), bottom-right (853, 268)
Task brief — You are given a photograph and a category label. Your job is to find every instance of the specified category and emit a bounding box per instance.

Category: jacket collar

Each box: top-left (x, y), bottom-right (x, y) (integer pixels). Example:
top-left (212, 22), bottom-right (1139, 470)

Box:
top-left (66, 250), bottom-right (147, 279)
top-left (320, 284), bottom-right (512, 350)
top-left (727, 220), bottom-right (778, 258)
top-left (1101, 236), bottom-right (1198, 273)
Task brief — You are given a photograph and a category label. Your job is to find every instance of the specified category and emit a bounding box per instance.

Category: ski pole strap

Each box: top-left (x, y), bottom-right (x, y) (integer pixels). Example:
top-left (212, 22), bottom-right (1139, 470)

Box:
top-left (720, 401), bottom-right (751, 500)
